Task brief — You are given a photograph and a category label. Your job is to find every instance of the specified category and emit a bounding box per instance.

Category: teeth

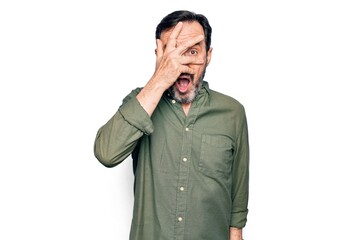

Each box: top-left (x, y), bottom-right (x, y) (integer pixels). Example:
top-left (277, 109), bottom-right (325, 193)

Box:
top-left (179, 79), bottom-right (188, 87)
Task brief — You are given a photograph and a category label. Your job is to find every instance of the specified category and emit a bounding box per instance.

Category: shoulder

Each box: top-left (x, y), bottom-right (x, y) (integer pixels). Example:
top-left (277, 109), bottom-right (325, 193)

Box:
top-left (209, 89), bottom-right (246, 114)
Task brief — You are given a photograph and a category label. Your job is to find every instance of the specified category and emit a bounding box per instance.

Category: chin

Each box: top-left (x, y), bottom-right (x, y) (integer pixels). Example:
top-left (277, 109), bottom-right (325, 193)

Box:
top-left (171, 88), bottom-right (197, 104)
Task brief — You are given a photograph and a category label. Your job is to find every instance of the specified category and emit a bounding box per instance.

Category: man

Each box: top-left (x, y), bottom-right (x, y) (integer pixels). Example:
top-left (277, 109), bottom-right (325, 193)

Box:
top-left (94, 10), bottom-right (249, 240)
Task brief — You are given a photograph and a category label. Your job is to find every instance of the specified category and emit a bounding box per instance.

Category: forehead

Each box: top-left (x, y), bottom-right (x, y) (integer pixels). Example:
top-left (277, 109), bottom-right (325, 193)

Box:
top-left (160, 21), bottom-right (205, 44)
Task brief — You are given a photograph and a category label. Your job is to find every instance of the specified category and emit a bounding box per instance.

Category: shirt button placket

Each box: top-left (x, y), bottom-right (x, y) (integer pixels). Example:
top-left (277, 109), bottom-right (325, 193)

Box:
top-left (174, 124), bottom-right (192, 238)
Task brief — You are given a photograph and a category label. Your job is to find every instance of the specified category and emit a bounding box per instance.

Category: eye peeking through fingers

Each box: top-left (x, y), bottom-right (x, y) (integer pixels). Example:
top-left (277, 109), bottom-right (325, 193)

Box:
top-left (185, 48), bottom-right (198, 56)
top-left (190, 49), bottom-right (198, 55)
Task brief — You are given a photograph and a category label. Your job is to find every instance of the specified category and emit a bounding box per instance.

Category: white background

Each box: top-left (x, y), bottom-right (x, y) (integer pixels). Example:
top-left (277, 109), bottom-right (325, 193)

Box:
top-left (1, 0), bottom-right (359, 239)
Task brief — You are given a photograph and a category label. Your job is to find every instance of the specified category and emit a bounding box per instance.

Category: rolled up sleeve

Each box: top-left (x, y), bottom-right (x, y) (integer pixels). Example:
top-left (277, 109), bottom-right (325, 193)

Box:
top-left (119, 96), bottom-right (154, 135)
top-left (94, 89), bottom-right (153, 167)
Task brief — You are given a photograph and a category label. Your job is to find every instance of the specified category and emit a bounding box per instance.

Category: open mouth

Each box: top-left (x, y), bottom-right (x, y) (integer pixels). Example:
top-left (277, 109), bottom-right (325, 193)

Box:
top-left (176, 74), bottom-right (193, 93)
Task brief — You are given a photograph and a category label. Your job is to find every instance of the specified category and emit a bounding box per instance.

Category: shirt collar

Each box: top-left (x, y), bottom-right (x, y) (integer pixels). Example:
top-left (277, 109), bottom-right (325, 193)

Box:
top-left (201, 81), bottom-right (211, 95)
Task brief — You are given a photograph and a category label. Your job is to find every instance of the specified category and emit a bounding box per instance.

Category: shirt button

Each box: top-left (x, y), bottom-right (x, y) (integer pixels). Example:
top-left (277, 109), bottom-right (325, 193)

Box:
top-left (178, 217), bottom-right (183, 222)
top-left (171, 99), bottom-right (176, 104)
top-left (182, 157), bottom-right (187, 162)
top-left (185, 127), bottom-right (189, 132)
top-left (180, 186), bottom-right (185, 191)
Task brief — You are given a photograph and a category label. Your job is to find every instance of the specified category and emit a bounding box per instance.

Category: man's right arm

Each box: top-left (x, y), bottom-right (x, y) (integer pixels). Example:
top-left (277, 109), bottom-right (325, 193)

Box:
top-left (94, 22), bottom-right (205, 166)
top-left (94, 90), bottom-right (154, 167)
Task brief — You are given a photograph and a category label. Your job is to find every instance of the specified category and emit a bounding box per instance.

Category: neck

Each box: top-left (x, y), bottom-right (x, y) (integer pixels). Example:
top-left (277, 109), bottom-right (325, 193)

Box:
top-left (182, 103), bottom-right (191, 116)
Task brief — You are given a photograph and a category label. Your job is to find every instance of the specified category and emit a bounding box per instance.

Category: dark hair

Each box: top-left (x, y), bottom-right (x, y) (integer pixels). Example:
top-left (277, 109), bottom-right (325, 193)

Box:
top-left (155, 10), bottom-right (212, 51)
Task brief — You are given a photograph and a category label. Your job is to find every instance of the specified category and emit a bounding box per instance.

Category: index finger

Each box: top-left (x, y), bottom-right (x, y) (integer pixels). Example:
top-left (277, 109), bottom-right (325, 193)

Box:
top-left (167, 22), bottom-right (183, 49)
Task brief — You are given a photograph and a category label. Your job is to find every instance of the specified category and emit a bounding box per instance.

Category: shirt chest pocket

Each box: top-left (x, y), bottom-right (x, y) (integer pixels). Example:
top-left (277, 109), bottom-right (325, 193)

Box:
top-left (199, 134), bottom-right (233, 177)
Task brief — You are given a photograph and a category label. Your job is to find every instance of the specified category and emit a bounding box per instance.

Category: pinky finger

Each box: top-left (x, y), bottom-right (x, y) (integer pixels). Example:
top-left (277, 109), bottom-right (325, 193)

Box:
top-left (179, 65), bottom-right (195, 75)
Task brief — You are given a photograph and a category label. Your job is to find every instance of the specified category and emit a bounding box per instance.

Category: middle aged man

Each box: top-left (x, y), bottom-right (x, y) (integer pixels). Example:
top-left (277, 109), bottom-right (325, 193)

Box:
top-left (94, 10), bottom-right (249, 240)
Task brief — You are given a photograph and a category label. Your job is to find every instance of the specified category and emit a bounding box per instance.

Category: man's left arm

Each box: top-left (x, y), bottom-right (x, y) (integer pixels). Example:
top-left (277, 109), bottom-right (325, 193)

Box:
top-left (230, 106), bottom-right (249, 237)
top-left (230, 227), bottom-right (243, 240)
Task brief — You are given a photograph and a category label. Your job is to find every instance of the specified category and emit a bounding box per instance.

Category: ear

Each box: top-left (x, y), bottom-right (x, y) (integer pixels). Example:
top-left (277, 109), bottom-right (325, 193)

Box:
top-left (206, 47), bottom-right (213, 66)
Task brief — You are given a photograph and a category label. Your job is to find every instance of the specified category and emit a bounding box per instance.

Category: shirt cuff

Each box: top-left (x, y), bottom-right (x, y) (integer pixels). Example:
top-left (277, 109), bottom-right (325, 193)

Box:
top-left (230, 209), bottom-right (248, 229)
top-left (118, 97), bottom-right (154, 135)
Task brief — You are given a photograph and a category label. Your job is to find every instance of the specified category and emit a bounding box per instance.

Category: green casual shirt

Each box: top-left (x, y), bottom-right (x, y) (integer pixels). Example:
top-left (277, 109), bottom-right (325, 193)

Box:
top-left (94, 82), bottom-right (249, 240)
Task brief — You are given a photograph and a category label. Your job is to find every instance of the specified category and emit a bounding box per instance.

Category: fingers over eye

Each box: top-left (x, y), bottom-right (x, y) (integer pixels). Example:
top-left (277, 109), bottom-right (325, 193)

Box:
top-left (177, 35), bottom-right (205, 54)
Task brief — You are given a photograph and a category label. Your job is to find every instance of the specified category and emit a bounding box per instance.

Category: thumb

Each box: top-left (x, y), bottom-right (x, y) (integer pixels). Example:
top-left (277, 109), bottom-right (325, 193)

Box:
top-left (155, 39), bottom-right (163, 69)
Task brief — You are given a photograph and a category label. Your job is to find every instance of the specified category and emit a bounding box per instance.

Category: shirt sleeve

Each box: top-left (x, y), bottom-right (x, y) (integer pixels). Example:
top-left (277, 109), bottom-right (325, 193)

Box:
top-left (94, 88), bottom-right (154, 167)
top-left (230, 106), bottom-right (250, 228)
